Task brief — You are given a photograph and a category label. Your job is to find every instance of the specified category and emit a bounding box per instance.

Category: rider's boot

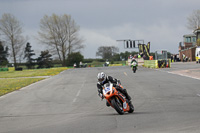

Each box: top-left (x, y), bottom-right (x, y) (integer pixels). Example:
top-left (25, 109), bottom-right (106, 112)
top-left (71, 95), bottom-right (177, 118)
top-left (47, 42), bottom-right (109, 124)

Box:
top-left (123, 89), bottom-right (134, 110)
top-left (123, 89), bottom-right (131, 101)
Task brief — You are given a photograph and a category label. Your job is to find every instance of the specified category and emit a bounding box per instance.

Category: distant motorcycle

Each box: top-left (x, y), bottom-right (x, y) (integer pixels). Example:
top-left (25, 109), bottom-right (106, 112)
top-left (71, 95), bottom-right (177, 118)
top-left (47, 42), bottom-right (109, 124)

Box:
top-left (102, 83), bottom-right (134, 115)
top-left (131, 61), bottom-right (137, 73)
top-left (104, 60), bottom-right (109, 67)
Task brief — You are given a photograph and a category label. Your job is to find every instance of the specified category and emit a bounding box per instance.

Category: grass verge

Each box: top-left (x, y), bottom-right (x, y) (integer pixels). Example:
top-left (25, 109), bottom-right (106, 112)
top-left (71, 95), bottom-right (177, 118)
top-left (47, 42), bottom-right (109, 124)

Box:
top-left (0, 78), bottom-right (44, 96)
top-left (0, 67), bottom-right (69, 96)
top-left (0, 67), bottom-right (68, 78)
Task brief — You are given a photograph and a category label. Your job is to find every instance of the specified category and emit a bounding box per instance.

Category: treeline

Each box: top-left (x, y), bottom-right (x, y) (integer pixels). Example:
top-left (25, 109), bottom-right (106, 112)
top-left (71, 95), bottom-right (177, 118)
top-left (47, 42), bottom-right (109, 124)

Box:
top-left (0, 41), bottom-right (84, 69)
top-left (95, 46), bottom-right (172, 62)
top-left (0, 13), bottom-right (84, 70)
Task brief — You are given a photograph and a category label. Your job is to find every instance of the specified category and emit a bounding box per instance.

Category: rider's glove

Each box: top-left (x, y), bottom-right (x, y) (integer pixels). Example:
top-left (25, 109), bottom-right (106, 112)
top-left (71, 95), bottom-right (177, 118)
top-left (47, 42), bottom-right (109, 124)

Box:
top-left (98, 93), bottom-right (104, 99)
top-left (117, 80), bottom-right (121, 85)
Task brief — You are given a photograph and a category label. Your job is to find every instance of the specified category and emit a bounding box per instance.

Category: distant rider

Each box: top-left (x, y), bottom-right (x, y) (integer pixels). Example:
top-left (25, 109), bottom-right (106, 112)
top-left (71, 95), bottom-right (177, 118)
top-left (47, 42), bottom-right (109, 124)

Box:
top-left (131, 58), bottom-right (138, 67)
top-left (97, 72), bottom-right (132, 106)
top-left (131, 58), bottom-right (138, 65)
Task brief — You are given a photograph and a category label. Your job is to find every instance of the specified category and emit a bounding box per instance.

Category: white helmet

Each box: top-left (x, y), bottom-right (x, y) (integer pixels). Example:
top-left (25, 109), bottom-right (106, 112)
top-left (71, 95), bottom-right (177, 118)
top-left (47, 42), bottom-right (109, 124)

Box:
top-left (97, 72), bottom-right (106, 83)
top-left (132, 57), bottom-right (136, 61)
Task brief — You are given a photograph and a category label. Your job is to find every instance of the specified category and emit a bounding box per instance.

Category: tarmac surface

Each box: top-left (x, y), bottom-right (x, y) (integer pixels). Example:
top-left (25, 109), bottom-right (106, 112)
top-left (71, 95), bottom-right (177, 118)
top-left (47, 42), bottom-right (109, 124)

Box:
top-left (0, 62), bottom-right (200, 133)
top-left (159, 62), bottom-right (200, 80)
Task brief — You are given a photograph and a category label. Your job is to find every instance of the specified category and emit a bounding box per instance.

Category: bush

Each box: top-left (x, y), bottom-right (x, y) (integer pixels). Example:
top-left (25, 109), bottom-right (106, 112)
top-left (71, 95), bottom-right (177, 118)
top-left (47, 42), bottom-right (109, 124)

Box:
top-left (66, 52), bottom-right (84, 67)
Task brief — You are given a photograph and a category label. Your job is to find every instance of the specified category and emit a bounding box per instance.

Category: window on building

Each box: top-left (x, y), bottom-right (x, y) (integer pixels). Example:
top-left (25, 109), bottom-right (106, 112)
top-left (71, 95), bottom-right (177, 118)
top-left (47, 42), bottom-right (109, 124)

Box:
top-left (193, 37), bottom-right (196, 42)
top-left (186, 37), bottom-right (191, 42)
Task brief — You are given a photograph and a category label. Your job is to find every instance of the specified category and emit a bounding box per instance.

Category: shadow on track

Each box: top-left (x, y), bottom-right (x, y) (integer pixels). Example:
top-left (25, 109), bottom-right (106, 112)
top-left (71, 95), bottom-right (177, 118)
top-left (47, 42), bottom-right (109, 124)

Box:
top-left (92, 111), bottom-right (154, 117)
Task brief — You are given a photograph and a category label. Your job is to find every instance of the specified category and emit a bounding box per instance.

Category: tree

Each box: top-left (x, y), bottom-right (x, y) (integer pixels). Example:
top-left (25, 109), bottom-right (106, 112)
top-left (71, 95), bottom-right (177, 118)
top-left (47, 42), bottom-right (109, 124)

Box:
top-left (119, 51), bottom-right (130, 60)
top-left (96, 46), bottom-right (119, 59)
top-left (24, 42), bottom-right (35, 69)
top-left (37, 14), bottom-right (84, 66)
top-left (0, 13), bottom-right (26, 70)
top-left (187, 10), bottom-right (200, 31)
top-left (37, 50), bottom-right (53, 68)
top-left (66, 52), bottom-right (84, 67)
top-left (112, 53), bottom-right (121, 61)
top-left (0, 41), bottom-right (9, 66)
top-left (167, 52), bottom-right (172, 58)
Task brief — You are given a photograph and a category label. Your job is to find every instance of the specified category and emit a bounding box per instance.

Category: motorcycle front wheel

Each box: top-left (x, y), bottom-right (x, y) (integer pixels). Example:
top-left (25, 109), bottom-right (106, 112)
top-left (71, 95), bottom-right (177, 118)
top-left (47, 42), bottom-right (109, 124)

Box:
top-left (111, 97), bottom-right (124, 115)
top-left (128, 103), bottom-right (134, 113)
top-left (133, 67), bottom-right (136, 73)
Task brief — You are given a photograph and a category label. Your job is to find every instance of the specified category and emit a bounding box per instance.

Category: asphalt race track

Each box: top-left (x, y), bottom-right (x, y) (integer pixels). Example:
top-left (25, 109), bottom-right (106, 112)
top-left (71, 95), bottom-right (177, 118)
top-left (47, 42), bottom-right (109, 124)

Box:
top-left (1, 63), bottom-right (200, 133)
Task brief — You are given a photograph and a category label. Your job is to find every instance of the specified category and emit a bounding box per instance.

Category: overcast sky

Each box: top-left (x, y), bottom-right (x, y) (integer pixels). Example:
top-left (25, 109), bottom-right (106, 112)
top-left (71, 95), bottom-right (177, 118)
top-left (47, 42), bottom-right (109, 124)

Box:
top-left (0, 0), bottom-right (200, 58)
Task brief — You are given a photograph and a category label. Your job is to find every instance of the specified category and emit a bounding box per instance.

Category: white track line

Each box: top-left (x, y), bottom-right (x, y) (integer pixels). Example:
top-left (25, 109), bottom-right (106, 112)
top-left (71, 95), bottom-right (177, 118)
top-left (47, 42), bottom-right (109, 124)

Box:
top-left (124, 72), bottom-right (127, 76)
top-left (156, 69), bottom-right (200, 97)
top-left (167, 71), bottom-right (200, 80)
top-left (72, 81), bottom-right (85, 103)
top-left (197, 94), bottom-right (200, 97)
top-left (154, 69), bottom-right (200, 81)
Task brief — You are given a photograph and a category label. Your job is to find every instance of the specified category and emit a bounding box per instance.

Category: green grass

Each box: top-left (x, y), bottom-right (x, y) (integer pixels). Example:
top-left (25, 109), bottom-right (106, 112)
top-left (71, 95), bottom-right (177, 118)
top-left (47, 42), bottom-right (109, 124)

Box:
top-left (0, 67), bottom-right (69, 96)
top-left (0, 67), bottom-right (68, 78)
top-left (0, 78), bottom-right (44, 96)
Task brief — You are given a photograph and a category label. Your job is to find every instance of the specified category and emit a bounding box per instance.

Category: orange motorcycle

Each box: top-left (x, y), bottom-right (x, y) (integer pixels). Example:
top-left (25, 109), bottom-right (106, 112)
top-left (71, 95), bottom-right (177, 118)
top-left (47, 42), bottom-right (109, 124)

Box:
top-left (102, 83), bottom-right (134, 115)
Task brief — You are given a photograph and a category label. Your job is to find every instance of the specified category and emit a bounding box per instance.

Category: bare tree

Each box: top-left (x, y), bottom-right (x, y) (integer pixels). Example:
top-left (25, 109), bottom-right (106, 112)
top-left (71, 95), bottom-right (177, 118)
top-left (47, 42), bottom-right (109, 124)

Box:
top-left (37, 14), bottom-right (84, 66)
top-left (187, 10), bottom-right (200, 31)
top-left (96, 46), bottom-right (119, 59)
top-left (0, 13), bottom-right (26, 69)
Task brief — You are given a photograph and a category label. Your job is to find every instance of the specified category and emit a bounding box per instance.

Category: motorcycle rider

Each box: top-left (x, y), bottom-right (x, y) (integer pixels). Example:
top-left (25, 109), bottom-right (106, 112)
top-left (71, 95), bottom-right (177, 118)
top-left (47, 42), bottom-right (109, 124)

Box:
top-left (131, 57), bottom-right (138, 66)
top-left (97, 72), bottom-right (132, 106)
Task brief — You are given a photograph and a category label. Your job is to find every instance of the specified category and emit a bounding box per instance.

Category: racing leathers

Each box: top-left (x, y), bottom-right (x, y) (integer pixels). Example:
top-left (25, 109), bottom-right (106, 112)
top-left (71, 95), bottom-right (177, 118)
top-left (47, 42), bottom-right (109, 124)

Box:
top-left (131, 59), bottom-right (138, 66)
top-left (97, 76), bottom-right (131, 102)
